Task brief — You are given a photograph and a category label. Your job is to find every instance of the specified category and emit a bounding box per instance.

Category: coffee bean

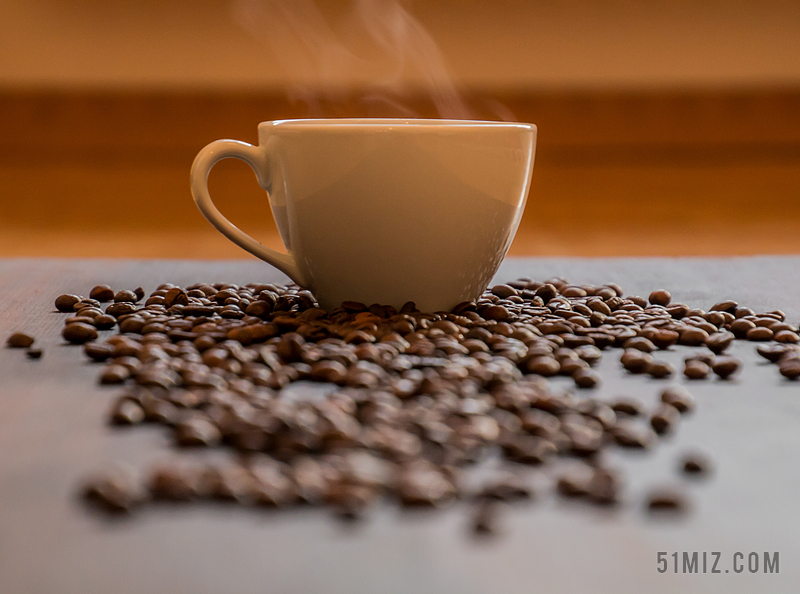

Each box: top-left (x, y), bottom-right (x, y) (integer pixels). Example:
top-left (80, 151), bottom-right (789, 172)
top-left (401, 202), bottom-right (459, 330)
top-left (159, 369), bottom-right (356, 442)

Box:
top-left (611, 421), bottom-right (656, 449)
top-left (175, 416), bottom-right (222, 447)
top-left (645, 488), bottom-right (687, 513)
top-left (620, 349), bottom-right (652, 374)
top-left (556, 466), bottom-right (592, 498)
top-left (711, 356), bottom-right (740, 379)
top-left (6, 332), bottom-right (34, 348)
top-left (522, 355), bottom-right (560, 377)
top-left (164, 288), bottom-right (189, 307)
top-left (109, 397), bottom-right (145, 425)
top-left (775, 330), bottom-right (800, 344)
top-left (650, 329), bottom-right (679, 350)
top-left (705, 332), bottom-right (734, 354)
top-left (779, 358), bottom-right (800, 380)
top-left (55, 294), bottom-right (81, 312)
top-left (746, 326), bottom-right (774, 341)
top-left (93, 314), bottom-right (117, 330)
top-left (730, 318), bottom-right (756, 338)
top-left (678, 327), bottom-right (708, 347)
top-left (650, 404), bottom-right (680, 435)
top-left (26, 348), bottom-right (43, 359)
top-left (681, 453), bottom-right (712, 476)
top-left (710, 300), bottom-right (737, 313)
top-left (757, 344), bottom-right (790, 363)
top-left (62, 322), bottom-right (98, 344)
top-left (573, 368), bottom-right (600, 389)
top-left (610, 398), bottom-right (643, 417)
top-left (89, 285), bottom-right (114, 302)
top-left (106, 302), bottom-right (138, 318)
top-left (586, 468), bottom-right (621, 505)
top-left (476, 474), bottom-right (533, 502)
top-left (646, 360), bottom-right (674, 379)
top-left (83, 466), bottom-right (145, 513)
top-left (491, 284), bottom-right (518, 299)
top-left (148, 465), bottom-right (199, 501)
top-left (684, 360), bottom-right (710, 380)
top-left (659, 386), bottom-right (695, 413)
top-left (649, 290), bottom-right (671, 306)
top-left (99, 364), bottom-right (130, 384)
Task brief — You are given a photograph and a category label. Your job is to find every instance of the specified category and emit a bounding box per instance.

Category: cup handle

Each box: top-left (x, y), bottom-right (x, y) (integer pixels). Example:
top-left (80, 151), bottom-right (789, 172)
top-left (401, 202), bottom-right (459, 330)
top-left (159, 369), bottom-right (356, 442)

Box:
top-left (190, 139), bottom-right (307, 287)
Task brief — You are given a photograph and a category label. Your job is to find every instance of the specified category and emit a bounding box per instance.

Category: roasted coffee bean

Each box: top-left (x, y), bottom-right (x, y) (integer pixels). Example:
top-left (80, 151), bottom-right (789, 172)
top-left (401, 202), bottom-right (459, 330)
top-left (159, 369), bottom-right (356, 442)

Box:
top-left (710, 300), bottom-right (737, 313)
top-left (148, 465), bottom-right (199, 501)
top-left (659, 386), bottom-right (694, 413)
top-left (62, 322), bottom-right (98, 344)
top-left (757, 344), bottom-right (790, 363)
top-left (611, 421), bottom-right (656, 449)
top-left (683, 360), bottom-right (710, 380)
top-left (650, 329), bottom-right (679, 350)
top-left (620, 349), bottom-right (652, 374)
top-left (646, 360), bottom-right (674, 379)
top-left (587, 468), bottom-right (621, 505)
top-left (711, 356), bottom-right (741, 379)
top-left (649, 290), bottom-right (671, 306)
top-left (610, 398), bottom-right (644, 417)
top-left (106, 302), bottom-right (138, 318)
top-left (678, 327), bottom-right (708, 347)
top-left (775, 330), bottom-right (800, 344)
top-left (164, 288), bottom-right (189, 307)
top-left (556, 465), bottom-right (593, 498)
top-left (746, 326), bottom-right (774, 342)
top-left (174, 416), bottom-right (222, 447)
top-left (645, 488), bottom-right (687, 513)
top-left (730, 318), bottom-right (756, 338)
top-left (25, 348), bottom-right (43, 359)
top-left (476, 474), bottom-right (532, 502)
top-left (6, 332), bottom-right (34, 348)
top-left (55, 294), bottom-right (81, 312)
top-left (93, 314), bottom-right (117, 330)
top-left (114, 289), bottom-right (139, 303)
top-left (84, 466), bottom-right (145, 513)
top-left (84, 342), bottom-right (115, 362)
top-left (681, 453), bottom-right (712, 476)
top-left (705, 332), bottom-right (734, 354)
top-left (99, 364), bottom-right (130, 384)
top-left (573, 368), bottom-right (600, 389)
top-left (89, 285), bottom-right (115, 302)
top-left (109, 397), bottom-right (146, 425)
top-left (778, 358), bottom-right (800, 380)
top-left (650, 404), bottom-right (680, 435)
top-left (522, 355), bottom-right (560, 377)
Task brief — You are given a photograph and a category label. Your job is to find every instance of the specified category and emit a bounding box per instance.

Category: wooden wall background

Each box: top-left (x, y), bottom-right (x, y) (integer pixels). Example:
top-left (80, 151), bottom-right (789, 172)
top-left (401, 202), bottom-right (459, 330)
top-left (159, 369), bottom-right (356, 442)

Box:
top-left (1, 0), bottom-right (799, 257)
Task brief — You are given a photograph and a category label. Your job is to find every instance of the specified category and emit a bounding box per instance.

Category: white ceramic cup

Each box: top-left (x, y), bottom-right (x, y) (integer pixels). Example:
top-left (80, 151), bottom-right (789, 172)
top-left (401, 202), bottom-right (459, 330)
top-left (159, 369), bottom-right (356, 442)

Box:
top-left (190, 118), bottom-right (536, 312)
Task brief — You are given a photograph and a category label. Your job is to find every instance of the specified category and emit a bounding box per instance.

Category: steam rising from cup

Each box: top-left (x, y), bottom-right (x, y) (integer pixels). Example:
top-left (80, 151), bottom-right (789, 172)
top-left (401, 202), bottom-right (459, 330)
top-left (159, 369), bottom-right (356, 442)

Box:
top-left (231, 0), bottom-right (483, 119)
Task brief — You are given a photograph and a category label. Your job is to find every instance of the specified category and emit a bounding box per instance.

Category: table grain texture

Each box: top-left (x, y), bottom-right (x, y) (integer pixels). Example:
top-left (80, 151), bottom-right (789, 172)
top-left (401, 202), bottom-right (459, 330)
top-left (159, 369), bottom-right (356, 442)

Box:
top-left (2, 257), bottom-right (800, 594)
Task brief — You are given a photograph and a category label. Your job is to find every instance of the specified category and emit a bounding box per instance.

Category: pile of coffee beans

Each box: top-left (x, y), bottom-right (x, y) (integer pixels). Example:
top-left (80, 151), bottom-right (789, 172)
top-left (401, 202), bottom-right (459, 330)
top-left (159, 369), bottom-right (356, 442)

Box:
top-left (42, 277), bottom-right (795, 532)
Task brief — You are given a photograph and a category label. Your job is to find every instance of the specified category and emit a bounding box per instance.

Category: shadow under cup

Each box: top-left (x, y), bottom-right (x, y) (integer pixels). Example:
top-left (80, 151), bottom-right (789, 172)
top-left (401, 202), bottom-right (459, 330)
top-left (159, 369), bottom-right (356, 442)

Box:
top-left (201, 119), bottom-right (536, 312)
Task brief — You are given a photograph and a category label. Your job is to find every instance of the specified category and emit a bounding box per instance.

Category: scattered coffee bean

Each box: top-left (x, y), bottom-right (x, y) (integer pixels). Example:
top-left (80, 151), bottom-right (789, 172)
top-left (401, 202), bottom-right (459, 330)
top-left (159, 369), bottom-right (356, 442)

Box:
top-left (681, 453), bottom-right (712, 476)
top-left (747, 327), bottom-right (774, 342)
top-left (114, 289), bottom-right (139, 303)
top-left (646, 360), bottom-right (674, 379)
top-left (683, 359), bottom-right (710, 380)
top-left (711, 356), bottom-right (741, 379)
top-left (471, 500), bottom-right (501, 536)
top-left (62, 322), bottom-right (98, 344)
top-left (83, 466), bottom-right (145, 513)
top-left (90, 285), bottom-right (115, 302)
top-left (26, 348), bottom-right (43, 359)
top-left (649, 290), bottom-right (671, 306)
top-left (67, 275), bottom-right (795, 529)
top-left (659, 386), bottom-right (694, 413)
top-left (6, 332), bottom-right (34, 348)
top-left (779, 358), bottom-right (800, 380)
top-left (650, 404), bottom-right (680, 435)
top-left (55, 294), bottom-right (81, 312)
top-left (645, 488), bottom-right (687, 513)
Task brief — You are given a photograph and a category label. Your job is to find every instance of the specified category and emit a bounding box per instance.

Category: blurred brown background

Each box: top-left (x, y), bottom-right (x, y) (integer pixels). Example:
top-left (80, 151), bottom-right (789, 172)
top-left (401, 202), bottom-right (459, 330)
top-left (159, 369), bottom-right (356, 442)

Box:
top-left (1, 0), bottom-right (799, 258)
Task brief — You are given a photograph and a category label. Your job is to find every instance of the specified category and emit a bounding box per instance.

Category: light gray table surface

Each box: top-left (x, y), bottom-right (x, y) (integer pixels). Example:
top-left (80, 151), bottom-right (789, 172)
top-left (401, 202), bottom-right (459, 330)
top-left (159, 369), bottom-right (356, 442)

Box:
top-left (2, 256), bottom-right (800, 594)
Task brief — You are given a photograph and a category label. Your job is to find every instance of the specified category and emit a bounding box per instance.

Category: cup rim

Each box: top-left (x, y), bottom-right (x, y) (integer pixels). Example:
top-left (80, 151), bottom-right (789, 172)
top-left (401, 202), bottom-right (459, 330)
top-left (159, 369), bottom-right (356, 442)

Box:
top-left (263, 118), bottom-right (535, 130)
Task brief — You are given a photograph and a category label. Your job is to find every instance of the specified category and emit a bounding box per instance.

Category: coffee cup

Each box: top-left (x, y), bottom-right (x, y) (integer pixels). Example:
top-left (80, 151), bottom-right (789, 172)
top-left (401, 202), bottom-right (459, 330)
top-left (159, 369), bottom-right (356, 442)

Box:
top-left (190, 118), bottom-right (536, 312)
